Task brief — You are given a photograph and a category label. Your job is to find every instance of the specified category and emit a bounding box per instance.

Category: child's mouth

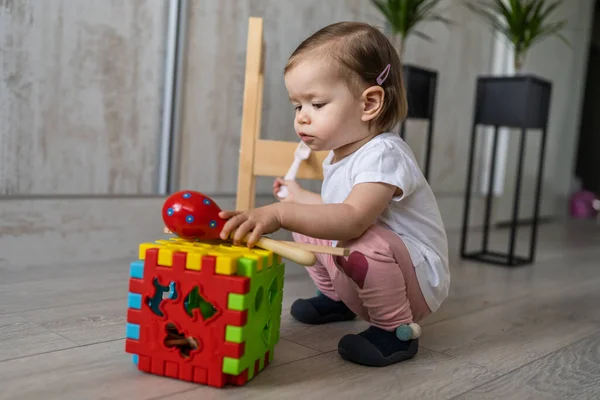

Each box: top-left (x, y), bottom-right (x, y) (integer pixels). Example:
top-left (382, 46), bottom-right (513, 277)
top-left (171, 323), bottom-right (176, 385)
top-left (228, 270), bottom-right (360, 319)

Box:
top-left (299, 133), bottom-right (315, 143)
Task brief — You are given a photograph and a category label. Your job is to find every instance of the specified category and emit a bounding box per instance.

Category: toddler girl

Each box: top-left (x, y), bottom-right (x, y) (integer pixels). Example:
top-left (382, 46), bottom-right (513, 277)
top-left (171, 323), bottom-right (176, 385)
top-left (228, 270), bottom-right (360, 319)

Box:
top-left (220, 21), bottom-right (449, 367)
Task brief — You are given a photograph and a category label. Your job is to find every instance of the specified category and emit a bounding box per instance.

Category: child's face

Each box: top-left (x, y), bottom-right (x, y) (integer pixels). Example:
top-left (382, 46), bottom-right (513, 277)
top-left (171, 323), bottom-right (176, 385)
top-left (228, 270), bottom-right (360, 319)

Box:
top-left (284, 58), bottom-right (368, 152)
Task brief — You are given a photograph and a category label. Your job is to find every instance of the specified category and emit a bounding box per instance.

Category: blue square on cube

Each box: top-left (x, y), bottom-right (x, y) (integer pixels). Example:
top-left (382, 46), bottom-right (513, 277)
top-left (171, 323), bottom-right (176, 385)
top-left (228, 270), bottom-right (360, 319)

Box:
top-left (129, 260), bottom-right (144, 279)
top-left (128, 293), bottom-right (142, 310)
top-left (126, 323), bottom-right (140, 340)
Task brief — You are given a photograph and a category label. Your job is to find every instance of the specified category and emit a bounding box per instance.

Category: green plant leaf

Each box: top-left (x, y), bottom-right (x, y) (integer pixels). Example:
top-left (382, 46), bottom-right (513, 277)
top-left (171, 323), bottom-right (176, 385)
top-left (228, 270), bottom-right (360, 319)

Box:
top-left (555, 32), bottom-right (571, 47)
top-left (372, 0), bottom-right (397, 32)
top-left (464, 0), bottom-right (569, 55)
top-left (466, 2), bottom-right (511, 38)
top-left (539, 0), bottom-right (562, 21)
top-left (371, 0), bottom-right (454, 41)
top-left (425, 15), bottom-right (455, 26)
top-left (411, 30), bottom-right (435, 41)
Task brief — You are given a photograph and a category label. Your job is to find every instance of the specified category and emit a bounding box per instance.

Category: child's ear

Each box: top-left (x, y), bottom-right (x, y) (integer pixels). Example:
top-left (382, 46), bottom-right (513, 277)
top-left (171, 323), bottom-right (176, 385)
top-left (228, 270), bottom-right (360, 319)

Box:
top-left (361, 86), bottom-right (385, 122)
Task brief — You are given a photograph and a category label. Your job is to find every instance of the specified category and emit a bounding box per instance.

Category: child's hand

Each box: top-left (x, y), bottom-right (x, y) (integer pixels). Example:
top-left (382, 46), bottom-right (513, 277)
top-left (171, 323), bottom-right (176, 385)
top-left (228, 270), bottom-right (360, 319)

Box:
top-left (219, 204), bottom-right (282, 247)
top-left (273, 178), bottom-right (304, 203)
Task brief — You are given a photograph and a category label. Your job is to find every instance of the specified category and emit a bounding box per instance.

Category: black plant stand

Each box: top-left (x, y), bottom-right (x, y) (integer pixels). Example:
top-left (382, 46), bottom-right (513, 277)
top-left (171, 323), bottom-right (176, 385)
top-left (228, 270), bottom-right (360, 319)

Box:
top-left (400, 64), bottom-right (438, 181)
top-left (460, 75), bottom-right (552, 266)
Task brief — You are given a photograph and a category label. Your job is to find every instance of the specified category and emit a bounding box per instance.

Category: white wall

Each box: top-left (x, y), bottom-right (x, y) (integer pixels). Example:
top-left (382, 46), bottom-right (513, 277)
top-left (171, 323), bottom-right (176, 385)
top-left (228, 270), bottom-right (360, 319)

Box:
top-left (0, 0), bottom-right (168, 196)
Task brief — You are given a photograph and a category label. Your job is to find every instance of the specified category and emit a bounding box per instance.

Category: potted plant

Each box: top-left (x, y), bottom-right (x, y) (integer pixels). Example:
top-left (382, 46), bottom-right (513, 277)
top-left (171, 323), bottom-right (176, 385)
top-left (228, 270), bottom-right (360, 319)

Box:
top-left (371, 0), bottom-right (454, 180)
top-left (465, 0), bottom-right (570, 73)
top-left (459, 0), bottom-right (571, 267)
top-left (460, 0), bottom-right (570, 128)
top-left (371, 0), bottom-right (454, 58)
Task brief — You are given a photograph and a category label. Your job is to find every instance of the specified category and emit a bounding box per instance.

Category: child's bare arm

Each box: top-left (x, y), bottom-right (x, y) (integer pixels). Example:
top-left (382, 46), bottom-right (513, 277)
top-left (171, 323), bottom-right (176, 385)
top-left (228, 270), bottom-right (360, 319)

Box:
top-left (276, 182), bottom-right (397, 240)
top-left (220, 181), bottom-right (398, 246)
top-left (273, 178), bottom-right (323, 204)
top-left (295, 188), bottom-right (323, 204)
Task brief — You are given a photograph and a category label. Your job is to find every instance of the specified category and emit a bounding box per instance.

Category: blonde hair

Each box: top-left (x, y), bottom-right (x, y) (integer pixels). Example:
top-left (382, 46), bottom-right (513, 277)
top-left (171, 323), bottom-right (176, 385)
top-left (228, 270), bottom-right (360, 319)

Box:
top-left (284, 21), bottom-right (407, 133)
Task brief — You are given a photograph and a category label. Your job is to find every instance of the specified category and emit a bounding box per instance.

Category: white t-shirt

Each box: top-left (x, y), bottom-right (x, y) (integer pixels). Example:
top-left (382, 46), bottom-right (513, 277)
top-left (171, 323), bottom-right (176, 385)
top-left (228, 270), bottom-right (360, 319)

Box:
top-left (321, 132), bottom-right (450, 312)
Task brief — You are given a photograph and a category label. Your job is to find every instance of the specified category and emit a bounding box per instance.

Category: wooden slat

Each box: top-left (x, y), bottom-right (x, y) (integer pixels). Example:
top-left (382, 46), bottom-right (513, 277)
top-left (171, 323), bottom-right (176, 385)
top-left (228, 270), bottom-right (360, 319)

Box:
top-left (235, 17), bottom-right (328, 210)
top-left (254, 140), bottom-right (328, 180)
top-left (236, 17), bottom-right (264, 211)
top-left (248, 36), bottom-right (265, 209)
top-left (235, 17), bottom-right (327, 211)
top-left (454, 331), bottom-right (600, 399)
top-left (1, 223), bottom-right (600, 398)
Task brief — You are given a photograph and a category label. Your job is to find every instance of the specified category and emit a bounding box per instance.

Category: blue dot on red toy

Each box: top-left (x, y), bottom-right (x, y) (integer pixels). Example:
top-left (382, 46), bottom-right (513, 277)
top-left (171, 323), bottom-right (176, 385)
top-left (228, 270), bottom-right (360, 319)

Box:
top-left (162, 190), bottom-right (227, 240)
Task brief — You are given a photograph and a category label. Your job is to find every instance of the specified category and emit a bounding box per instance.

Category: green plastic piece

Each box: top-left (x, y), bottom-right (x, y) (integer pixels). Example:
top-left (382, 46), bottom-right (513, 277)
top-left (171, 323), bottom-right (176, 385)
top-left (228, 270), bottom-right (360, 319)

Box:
top-left (221, 255), bottom-right (285, 379)
top-left (227, 293), bottom-right (248, 311)
top-left (225, 326), bottom-right (244, 343)
top-left (222, 357), bottom-right (241, 375)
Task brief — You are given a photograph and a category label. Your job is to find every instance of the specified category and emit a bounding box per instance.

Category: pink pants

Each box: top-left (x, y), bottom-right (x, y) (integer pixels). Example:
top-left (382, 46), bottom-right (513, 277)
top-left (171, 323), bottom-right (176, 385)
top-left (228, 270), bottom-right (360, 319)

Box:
top-left (293, 224), bottom-right (431, 331)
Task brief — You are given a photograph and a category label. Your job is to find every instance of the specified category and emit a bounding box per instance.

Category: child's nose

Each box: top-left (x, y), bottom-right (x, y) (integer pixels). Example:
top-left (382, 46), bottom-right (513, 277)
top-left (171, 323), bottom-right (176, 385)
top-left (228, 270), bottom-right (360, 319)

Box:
top-left (297, 111), bottom-right (310, 124)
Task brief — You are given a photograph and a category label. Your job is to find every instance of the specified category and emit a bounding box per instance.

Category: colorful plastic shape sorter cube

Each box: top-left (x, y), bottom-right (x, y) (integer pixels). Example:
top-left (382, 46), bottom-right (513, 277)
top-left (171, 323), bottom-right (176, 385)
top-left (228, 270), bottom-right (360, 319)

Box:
top-left (125, 237), bottom-right (285, 388)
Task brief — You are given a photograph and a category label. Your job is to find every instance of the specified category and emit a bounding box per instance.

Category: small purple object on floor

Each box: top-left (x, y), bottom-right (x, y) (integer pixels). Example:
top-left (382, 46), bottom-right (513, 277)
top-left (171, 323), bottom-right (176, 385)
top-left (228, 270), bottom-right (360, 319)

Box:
top-left (569, 190), bottom-right (598, 219)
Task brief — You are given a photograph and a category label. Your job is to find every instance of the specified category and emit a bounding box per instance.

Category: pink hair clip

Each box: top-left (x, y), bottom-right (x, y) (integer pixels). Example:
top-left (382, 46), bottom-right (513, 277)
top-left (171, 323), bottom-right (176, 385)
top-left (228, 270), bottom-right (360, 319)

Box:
top-left (376, 64), bottom-right (391, 85)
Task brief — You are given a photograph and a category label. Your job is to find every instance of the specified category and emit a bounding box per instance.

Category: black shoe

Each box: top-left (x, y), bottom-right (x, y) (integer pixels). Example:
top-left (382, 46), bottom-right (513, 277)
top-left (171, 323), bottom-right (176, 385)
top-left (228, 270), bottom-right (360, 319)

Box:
top-left (290, 292), bottom-right (356, 325)
top-left (338, 325), bottom-right (418, 367)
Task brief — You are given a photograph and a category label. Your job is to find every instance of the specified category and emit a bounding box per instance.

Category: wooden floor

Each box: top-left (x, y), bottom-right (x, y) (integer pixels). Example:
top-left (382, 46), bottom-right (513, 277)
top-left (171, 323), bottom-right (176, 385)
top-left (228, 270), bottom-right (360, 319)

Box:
top-left (1, 220), bottom-right (599, 399)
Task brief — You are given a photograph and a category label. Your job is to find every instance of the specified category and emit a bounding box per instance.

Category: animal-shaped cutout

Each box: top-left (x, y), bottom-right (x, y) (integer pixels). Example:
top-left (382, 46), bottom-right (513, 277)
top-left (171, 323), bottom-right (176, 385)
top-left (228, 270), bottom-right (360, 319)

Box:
top-left (147, 278), bottom-right (177, 317)
top-left (185, 286), bottom-right (217, 321)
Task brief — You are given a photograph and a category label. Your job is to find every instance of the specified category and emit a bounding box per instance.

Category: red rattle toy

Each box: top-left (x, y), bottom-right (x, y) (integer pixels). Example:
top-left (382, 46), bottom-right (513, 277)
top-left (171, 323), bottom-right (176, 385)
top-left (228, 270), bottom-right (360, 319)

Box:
top-left (162, 190), bottom-right (318, 266)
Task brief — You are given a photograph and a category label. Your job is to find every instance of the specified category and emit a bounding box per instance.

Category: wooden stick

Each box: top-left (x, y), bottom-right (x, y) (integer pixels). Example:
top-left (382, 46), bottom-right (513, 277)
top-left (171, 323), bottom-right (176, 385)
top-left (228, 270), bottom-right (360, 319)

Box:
top-left (166, 227), bottom-right (344, 252)
top-left (219, 228), bottom-right (316, 266)
top-left (164, 227), bottom-right (318, 267)
top-left (165, 338), bottom-right (190, 346)
top-left (252, 236), bottom-right (316, 266)
top-left (279, 241), bottom-right (350, 256)
top-left (165, 337), bottom-right (199, 348)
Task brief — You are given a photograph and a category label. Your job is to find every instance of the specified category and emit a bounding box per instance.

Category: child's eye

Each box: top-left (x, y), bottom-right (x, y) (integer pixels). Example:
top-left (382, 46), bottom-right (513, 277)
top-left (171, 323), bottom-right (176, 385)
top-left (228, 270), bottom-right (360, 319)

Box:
top-left (312, 103), bottom-right (325, 109)
top-left (294, 105), bottom-right (302, 111)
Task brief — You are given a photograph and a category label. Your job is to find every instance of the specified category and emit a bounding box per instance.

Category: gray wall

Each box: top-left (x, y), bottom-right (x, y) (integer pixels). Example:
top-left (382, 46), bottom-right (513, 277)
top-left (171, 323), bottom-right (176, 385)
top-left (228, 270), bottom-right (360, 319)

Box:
top-left (0, 0), bottom-right (168, 195)
top-left (0, 0), bottom-right (595, 240)
top-left (175, 0), bottom-right (496, 229)
top-left (398, 0), bottom-right (594, 227)
top-left (177, 0), bottom-right (383, 196)
top-left (399, 2), bottom-right (494, 229)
